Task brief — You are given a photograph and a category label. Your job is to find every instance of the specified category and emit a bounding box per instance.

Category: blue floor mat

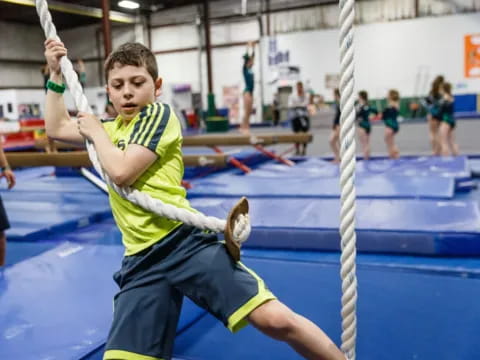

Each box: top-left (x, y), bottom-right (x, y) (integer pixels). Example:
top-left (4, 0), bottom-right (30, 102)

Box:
top-left (173, 255), bottom-right (480, 360)
top-left (0, 242), bottom-right (206, 360)
top-left (3, 175), bottom-right (111, 241)
top-left (188, 172), bottom-right (455, 199)
top-left (190, 197), bottom-right (480, 255)
top-left (256, 156), bottom-right (470, 180)
top-left (471, 158), bottom-right (480, 177)
top-left (5, 242), bottom-right (58, 267)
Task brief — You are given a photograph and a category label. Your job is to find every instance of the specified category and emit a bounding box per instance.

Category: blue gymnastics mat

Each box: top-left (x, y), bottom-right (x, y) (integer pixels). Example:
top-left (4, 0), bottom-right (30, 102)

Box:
top-left (173, 255), bottom-right (480, 360)
top-left (254, 156), bottom-right (470, 180)
top-left (187, 171), bottom-right (455, 199)
top-left (3, 175), bottom-right (112, 241)
top-left (471, 158), bottom-right (480, 177)
top-left (190, 197), bottom-right (480, 255)
top-left (0, 242), bottom-right (206, 360)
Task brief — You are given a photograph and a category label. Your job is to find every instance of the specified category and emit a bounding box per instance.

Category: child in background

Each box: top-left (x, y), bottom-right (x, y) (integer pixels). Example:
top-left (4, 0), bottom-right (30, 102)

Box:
top-left (240, 42), bottom-right (255, 134)
top-left (383, 89), bottom-right (401, 159)
top-left (425, 75), bottom-right (444, 155)
top-left (329, 88), bottom-right (341, 163)
top-left (356, 90), bottom-right (377, 160)
top-left (438, 82), bottom-right (459, 156)
top-left (288, 81), bottom-right (311, 155)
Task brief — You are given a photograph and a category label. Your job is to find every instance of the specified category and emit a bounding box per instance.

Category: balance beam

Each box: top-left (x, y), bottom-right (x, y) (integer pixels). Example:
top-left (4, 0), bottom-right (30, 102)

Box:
top-left (182, 133), bottom-right (312, 146)
top-left (6, 152), bottom-right (228, 168)
top-left (35, 138), bottom-right (84, 150)
top-left (35, 133), bottom-right (312, 149)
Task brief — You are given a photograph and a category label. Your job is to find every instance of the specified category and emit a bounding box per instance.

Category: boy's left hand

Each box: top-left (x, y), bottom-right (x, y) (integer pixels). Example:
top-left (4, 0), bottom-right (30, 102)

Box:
top-left (77, 112), bottom-right (103, 142)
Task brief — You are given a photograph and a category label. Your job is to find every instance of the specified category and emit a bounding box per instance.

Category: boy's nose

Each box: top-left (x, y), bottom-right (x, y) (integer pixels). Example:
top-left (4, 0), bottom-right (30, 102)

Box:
top-left (122, 83), bottom-right (133, 96)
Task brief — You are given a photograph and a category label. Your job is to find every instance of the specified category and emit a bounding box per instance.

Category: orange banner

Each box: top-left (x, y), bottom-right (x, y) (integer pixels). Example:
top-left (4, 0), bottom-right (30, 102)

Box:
top-left (465, 34), bottom-right (480, 78)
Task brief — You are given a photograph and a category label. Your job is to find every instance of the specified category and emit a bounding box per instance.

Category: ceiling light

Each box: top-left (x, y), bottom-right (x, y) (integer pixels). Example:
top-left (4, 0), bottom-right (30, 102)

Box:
top-left (118, 1), bottom-right (140, 10)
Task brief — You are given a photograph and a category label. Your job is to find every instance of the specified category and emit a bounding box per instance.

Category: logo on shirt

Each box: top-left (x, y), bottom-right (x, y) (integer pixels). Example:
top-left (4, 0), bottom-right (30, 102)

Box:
top-left (117, 139), bottom-right (126, 150)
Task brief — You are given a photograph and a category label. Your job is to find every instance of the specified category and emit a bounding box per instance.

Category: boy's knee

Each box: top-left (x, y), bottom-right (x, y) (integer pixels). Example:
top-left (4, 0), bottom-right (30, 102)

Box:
top-left (250, 302), bottom-right (298, 340)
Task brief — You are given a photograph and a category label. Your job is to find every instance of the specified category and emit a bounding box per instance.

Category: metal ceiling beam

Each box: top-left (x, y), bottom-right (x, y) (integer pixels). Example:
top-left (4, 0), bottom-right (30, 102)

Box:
top-left (0, 0), bottom-right (136, 24)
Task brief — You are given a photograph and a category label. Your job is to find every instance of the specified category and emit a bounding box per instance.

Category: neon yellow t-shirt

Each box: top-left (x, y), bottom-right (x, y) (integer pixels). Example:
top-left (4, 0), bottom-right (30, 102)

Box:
top-left (102, 102), bottom-right (196, 255)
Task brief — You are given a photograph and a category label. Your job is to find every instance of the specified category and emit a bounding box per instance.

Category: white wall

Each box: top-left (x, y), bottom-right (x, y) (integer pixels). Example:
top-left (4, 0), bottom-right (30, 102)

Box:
top-left (152, 13), bottom-right (480, 112)
top-left (3, 11), bottom-right (480, 117)
top-left (263, 13), bottom-right (480, 102)
top-left (0, 22), bottom-right (45, 86)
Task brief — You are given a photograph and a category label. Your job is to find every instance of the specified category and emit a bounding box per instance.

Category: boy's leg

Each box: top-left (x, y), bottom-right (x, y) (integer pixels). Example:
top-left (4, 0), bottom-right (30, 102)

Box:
top-left (104, 279), bottom-right (183, 360)
top-left (172, 228), bottom-right (343, 360)
top-left (103, 232), bottom-right (188, 360)
top-left (248, 299), bottom-right (345, 360)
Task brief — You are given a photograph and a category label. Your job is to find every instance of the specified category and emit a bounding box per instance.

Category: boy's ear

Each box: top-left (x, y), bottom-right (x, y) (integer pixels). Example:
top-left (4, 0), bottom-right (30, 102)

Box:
top-left (154, 77), bottom-right (163, 97)
top-left (105, 85), bottom-right (110, 98)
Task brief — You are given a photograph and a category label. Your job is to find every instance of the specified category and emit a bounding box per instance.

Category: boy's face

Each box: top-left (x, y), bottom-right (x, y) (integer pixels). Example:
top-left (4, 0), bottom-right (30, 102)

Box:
top-left (106, 63), bottom-right (162, 121)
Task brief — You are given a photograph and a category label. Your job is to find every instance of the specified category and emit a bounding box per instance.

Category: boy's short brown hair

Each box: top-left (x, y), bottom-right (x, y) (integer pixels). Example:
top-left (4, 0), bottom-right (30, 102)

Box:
top-left (104, 42), bottom-right (158, 83)
top-left (388, 89), bottom-right (400, 102)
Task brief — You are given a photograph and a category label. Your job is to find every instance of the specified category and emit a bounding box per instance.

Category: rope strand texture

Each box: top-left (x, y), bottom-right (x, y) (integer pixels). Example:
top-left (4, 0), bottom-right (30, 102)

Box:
top-left (338, 0), bottom-right (358, 358)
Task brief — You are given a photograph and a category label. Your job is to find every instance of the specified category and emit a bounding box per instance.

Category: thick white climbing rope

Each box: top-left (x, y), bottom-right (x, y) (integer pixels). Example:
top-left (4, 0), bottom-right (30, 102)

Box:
top-left (35, 0), bottom-right (250, 243)
top-left (338, 0), bottom-right (358, 359)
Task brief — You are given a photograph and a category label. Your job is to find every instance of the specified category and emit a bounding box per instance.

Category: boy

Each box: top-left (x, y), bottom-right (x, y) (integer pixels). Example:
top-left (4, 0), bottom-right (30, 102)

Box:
top-left (44, 39), bottom-right (344, 360)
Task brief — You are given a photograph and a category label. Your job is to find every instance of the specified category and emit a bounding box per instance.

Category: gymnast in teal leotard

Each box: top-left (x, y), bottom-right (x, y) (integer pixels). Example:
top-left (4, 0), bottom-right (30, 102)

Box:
top-left (240, 42), bottom-right (255, 134)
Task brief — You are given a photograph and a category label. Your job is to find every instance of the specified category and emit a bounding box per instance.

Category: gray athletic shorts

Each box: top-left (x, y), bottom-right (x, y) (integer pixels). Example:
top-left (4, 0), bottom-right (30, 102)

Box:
top-left (103, 224), bottom-right (276, 360)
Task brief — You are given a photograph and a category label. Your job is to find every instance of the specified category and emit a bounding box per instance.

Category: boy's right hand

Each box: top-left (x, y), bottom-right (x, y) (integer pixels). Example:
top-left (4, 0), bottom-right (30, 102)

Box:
top-left (44, 38), bottom-right (67, 76)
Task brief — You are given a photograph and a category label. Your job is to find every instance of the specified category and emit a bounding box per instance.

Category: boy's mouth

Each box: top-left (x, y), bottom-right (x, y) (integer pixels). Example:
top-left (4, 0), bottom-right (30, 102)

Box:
top-left (122, 103), bottom-right (137, 111)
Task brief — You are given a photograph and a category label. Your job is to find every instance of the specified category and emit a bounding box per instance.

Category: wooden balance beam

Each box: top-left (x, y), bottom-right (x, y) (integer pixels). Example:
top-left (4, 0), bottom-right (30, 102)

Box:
top-left (6, 152), bottom-right (228, 168)
top-left (35, 132), bottom-right (313, 149)
top-left (182, 132), bottom-right (312, 146)
top-left (182, 132), bottom-right (312, 171)
top-left (34, 138), bottom-right (84, 150)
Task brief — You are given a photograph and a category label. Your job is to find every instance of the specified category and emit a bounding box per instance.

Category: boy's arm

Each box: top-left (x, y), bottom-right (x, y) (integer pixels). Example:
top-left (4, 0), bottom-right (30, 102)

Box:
top-left (90, 129), bottom-right (156, 187)
top-left (44, 39), bottom-right (84, 145)
top-left (45, 72), bottom-right (84, 145)
top-left (78, 112), bottom-right (157, 187)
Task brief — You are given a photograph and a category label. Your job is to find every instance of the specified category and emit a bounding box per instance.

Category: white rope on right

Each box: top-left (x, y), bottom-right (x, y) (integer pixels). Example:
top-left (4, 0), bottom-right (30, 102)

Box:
top-left (35, 0), bottom-right (250, 244)
top-left (338, 0), bottom-right (358, 359)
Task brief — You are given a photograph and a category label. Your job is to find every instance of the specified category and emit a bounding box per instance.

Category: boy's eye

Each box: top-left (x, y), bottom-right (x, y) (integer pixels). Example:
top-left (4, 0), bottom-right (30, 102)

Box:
top-left (133, 81), bottom-right (144, 87)
top-left (112, 84), bottom-right (122, 89)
